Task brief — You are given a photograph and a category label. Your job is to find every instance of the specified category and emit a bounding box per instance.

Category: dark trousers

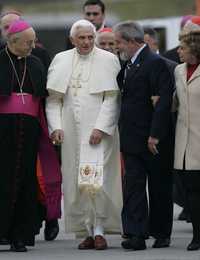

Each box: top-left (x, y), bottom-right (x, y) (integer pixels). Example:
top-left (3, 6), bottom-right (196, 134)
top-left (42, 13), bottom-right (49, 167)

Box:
top-left (122, 150), bottom-right (173, 239)
top-left (173, 173), bottom-right (188, 208)
top-left (179, 172), bottom-right (200, 240)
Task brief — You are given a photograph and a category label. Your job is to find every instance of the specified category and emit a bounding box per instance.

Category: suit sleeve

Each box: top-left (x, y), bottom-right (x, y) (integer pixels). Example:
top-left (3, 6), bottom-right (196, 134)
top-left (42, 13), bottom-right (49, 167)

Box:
top-left (149, 59), bottom-right (174, 140)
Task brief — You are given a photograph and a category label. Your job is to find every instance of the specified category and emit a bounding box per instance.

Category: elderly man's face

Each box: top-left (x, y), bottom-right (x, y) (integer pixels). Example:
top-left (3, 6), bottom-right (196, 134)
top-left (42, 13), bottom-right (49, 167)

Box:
top-left (84, 5), bottom-right (104, 30)
top-left (96, 31), bottom-right (117, 54)
top-left (0, 14), bottom-right (20, 38)
top-left (71, 27), bottom-right (95, 55)
top-left (10, 28), bottom-right (36, 57)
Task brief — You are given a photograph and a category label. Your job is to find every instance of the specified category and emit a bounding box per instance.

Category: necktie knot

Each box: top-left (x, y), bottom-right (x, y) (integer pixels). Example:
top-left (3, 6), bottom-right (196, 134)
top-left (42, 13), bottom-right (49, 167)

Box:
top-left (126, 60), bottom-right (132, 70)
top-left (123, 60), bottom-right (132, 83)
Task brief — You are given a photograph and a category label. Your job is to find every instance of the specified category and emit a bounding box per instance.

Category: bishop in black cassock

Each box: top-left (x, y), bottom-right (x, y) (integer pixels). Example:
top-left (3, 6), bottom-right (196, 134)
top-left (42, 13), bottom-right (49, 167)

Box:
top-left (0, 20), bottom-right (61, 252)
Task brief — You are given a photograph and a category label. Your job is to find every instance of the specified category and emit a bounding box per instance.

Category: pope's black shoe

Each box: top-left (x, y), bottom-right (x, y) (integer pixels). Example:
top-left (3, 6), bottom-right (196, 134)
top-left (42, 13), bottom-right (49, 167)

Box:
top-left (44, 219), bottom-right (59, 241)
top-left (121, 236), bottom-right (146, 250)
top-left (152, 238), bottom-right (170, 248)
top-left (10, 241), bottom-right (27, 252)
top-left (187, 239), bottom-right (200, 251)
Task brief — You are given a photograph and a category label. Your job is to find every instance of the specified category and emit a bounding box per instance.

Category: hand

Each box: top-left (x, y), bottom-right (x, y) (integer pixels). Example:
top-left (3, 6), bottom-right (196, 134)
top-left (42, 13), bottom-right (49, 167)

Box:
top-left (148, 136), bottom-right (159, 155)
top-left (51, 129), bottom-right (64, 145)
top-left (89, 129), bottom-right (104, 145)
top-left (151, 95), bottom-right (160, 107)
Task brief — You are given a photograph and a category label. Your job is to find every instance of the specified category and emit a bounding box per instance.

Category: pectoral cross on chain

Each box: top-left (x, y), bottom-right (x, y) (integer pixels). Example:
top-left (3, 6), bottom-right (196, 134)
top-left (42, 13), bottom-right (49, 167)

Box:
top-left (72, 82), bottom-right (82, 96)
top-left (17, 92), bottom-right (27, 104)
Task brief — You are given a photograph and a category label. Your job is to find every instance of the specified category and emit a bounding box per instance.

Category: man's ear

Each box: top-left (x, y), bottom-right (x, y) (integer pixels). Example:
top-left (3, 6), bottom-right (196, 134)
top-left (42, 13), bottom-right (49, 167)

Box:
top-left (70, 36), bottom-right (74, 46)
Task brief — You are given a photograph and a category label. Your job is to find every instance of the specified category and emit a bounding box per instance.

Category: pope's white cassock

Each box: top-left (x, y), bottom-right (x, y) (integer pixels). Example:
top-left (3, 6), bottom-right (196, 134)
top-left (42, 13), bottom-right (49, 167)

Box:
top-left (46, 46), bottom-right (123, 236)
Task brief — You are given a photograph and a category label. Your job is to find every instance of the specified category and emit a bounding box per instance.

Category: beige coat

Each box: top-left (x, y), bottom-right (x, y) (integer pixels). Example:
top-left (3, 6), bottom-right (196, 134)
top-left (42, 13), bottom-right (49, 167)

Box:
top-left (174, 63), bottom-right (200, 170)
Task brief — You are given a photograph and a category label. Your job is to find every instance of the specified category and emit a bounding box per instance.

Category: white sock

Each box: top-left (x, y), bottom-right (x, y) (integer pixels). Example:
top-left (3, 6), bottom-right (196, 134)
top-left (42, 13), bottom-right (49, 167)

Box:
top-left (94, 224), bottom-right (104, 237)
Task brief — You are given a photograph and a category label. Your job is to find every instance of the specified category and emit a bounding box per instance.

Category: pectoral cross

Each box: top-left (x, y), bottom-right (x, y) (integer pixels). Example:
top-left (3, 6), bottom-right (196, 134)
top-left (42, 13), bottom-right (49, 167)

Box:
top-left (17, 92), bottom-right (27, 104)
top-left (72, 82), bottom-right (82, 96)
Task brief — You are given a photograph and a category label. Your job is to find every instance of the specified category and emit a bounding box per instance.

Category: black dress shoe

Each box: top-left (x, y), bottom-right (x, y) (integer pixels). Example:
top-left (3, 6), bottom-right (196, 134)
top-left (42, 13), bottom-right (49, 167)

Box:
top-left (10, 241), bottom-right (27, 252)
top-left (121, 237), bottom-right (146, 250)
top-left (0, 237), bottom-right (9, 245)
top-left (44, 219), bottom-right (59, 241)
top-left (187, 240), bottom-right (200, 251)
top-left (152, 238), bottom-right (170, 248)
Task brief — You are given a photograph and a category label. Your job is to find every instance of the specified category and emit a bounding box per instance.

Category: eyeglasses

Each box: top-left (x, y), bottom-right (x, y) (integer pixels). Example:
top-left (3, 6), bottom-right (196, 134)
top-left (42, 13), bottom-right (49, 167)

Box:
top-left (85, 12), bottom-right (99, 16)
top-left (3, 24), bottom-right (10, 31)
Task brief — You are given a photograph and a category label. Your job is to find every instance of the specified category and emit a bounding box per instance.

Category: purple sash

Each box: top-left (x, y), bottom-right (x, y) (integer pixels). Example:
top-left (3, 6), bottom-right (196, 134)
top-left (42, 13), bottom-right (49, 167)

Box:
top-left (0, 93), bottom-right (62, 220)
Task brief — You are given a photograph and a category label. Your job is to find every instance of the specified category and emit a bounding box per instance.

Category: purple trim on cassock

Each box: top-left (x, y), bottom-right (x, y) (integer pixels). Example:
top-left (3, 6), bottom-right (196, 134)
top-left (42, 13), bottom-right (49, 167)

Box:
top-left (0, 92), bottom-right (62, 220)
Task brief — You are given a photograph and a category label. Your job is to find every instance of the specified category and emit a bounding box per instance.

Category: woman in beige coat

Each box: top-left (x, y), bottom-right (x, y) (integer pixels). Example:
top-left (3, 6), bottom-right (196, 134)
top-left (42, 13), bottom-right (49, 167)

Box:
top-left (174, 30), bottom-right (200, 251)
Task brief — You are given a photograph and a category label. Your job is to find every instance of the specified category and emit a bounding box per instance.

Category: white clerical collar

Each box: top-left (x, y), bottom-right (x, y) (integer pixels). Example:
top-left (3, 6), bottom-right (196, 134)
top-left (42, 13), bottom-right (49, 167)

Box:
top-left (130, 44), bottom-right (146, 64)
top-left (75, 47), bottom-right (95, 60)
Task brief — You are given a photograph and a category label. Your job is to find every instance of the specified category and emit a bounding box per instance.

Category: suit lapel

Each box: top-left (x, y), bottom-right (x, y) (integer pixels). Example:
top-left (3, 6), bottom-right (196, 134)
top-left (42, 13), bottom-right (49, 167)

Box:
top-left (126, 45), bottom-right (150, 82)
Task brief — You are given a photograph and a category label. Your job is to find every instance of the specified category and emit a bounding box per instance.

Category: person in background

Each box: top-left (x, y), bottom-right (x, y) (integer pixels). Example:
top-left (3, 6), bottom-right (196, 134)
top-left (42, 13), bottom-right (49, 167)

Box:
top-left (46, 19), bottom-right (122, 250)
top-left (0, 19), bottom-right (61, 252)
top-left (95, 27), bottom-right (117, 54)
top-left (0, 12), bottom-right (60, 242)
top-left (173, 29), bottom-right (200, 251)
top-left (163, 15), bottom-right (193, 64)
top-left (114, 20), bottom-right (174, 251)
top-left (143, 26), bottom-right (177, 71)
top-left (66, 0), bottom-right (106, 50)
top-left (83, 0), bottom-right (105, 31)
top-left (95, 26), bottom-right (125, 182)
top-left (143, 27), bottom-right (159, 54)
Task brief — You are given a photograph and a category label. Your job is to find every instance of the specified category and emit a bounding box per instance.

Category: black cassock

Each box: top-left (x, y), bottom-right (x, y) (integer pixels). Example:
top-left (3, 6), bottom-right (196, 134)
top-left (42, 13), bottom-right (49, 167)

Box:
top-left (0, 48), bottom-right (47, 245)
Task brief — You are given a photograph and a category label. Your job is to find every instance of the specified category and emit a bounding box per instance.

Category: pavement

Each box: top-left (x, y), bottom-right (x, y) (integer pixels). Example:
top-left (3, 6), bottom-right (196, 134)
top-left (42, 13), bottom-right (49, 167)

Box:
top-left (0, 205), bottom-right (199, 260)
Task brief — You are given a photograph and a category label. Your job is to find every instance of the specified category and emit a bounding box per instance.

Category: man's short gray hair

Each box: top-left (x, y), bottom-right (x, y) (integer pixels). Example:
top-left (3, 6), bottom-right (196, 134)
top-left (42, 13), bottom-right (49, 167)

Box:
top-left (113, 20), bottom-right (144, 43)
top-left (70, 19), bottom-right (96, 38)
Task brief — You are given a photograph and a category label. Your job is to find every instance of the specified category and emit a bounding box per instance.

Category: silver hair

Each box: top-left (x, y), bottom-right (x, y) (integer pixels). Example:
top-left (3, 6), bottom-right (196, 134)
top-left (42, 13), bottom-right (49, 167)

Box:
top-left (113, 20), bottom-right (144, 43)
top-left (70, 19), bottom-right (96, 38)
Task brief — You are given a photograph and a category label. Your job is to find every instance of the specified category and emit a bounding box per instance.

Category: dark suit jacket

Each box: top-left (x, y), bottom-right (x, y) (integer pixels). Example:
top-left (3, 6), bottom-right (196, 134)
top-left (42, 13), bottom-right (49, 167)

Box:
top-left (117, 45), bottom-right (174, 154)
top-left (162, 56), bottom-right (177, 77)
top-left (163, 46), bottom-right (181, 64)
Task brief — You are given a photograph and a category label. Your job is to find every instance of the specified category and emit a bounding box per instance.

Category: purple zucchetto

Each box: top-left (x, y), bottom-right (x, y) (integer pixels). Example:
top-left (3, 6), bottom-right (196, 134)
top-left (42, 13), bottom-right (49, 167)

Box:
top-left (180, 15), bottom-right (193, 29)
top-left (7, 19), bottom-right (31, 35)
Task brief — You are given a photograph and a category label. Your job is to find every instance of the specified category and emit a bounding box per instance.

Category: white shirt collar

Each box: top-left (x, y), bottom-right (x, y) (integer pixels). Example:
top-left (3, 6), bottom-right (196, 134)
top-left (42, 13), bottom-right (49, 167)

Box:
top-left (130, 44), bottom-right (146, 64)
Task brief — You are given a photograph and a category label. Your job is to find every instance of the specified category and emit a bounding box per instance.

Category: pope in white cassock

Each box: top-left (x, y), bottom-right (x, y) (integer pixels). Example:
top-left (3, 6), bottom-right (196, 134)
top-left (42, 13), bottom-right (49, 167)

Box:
top-left (46, 19), bottom-right (122, 250)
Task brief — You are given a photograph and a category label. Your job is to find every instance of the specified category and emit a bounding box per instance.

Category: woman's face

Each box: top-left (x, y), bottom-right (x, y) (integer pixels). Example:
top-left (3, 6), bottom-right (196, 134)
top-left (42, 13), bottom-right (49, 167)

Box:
top-left (177, 41), bottom-right (196, 64)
